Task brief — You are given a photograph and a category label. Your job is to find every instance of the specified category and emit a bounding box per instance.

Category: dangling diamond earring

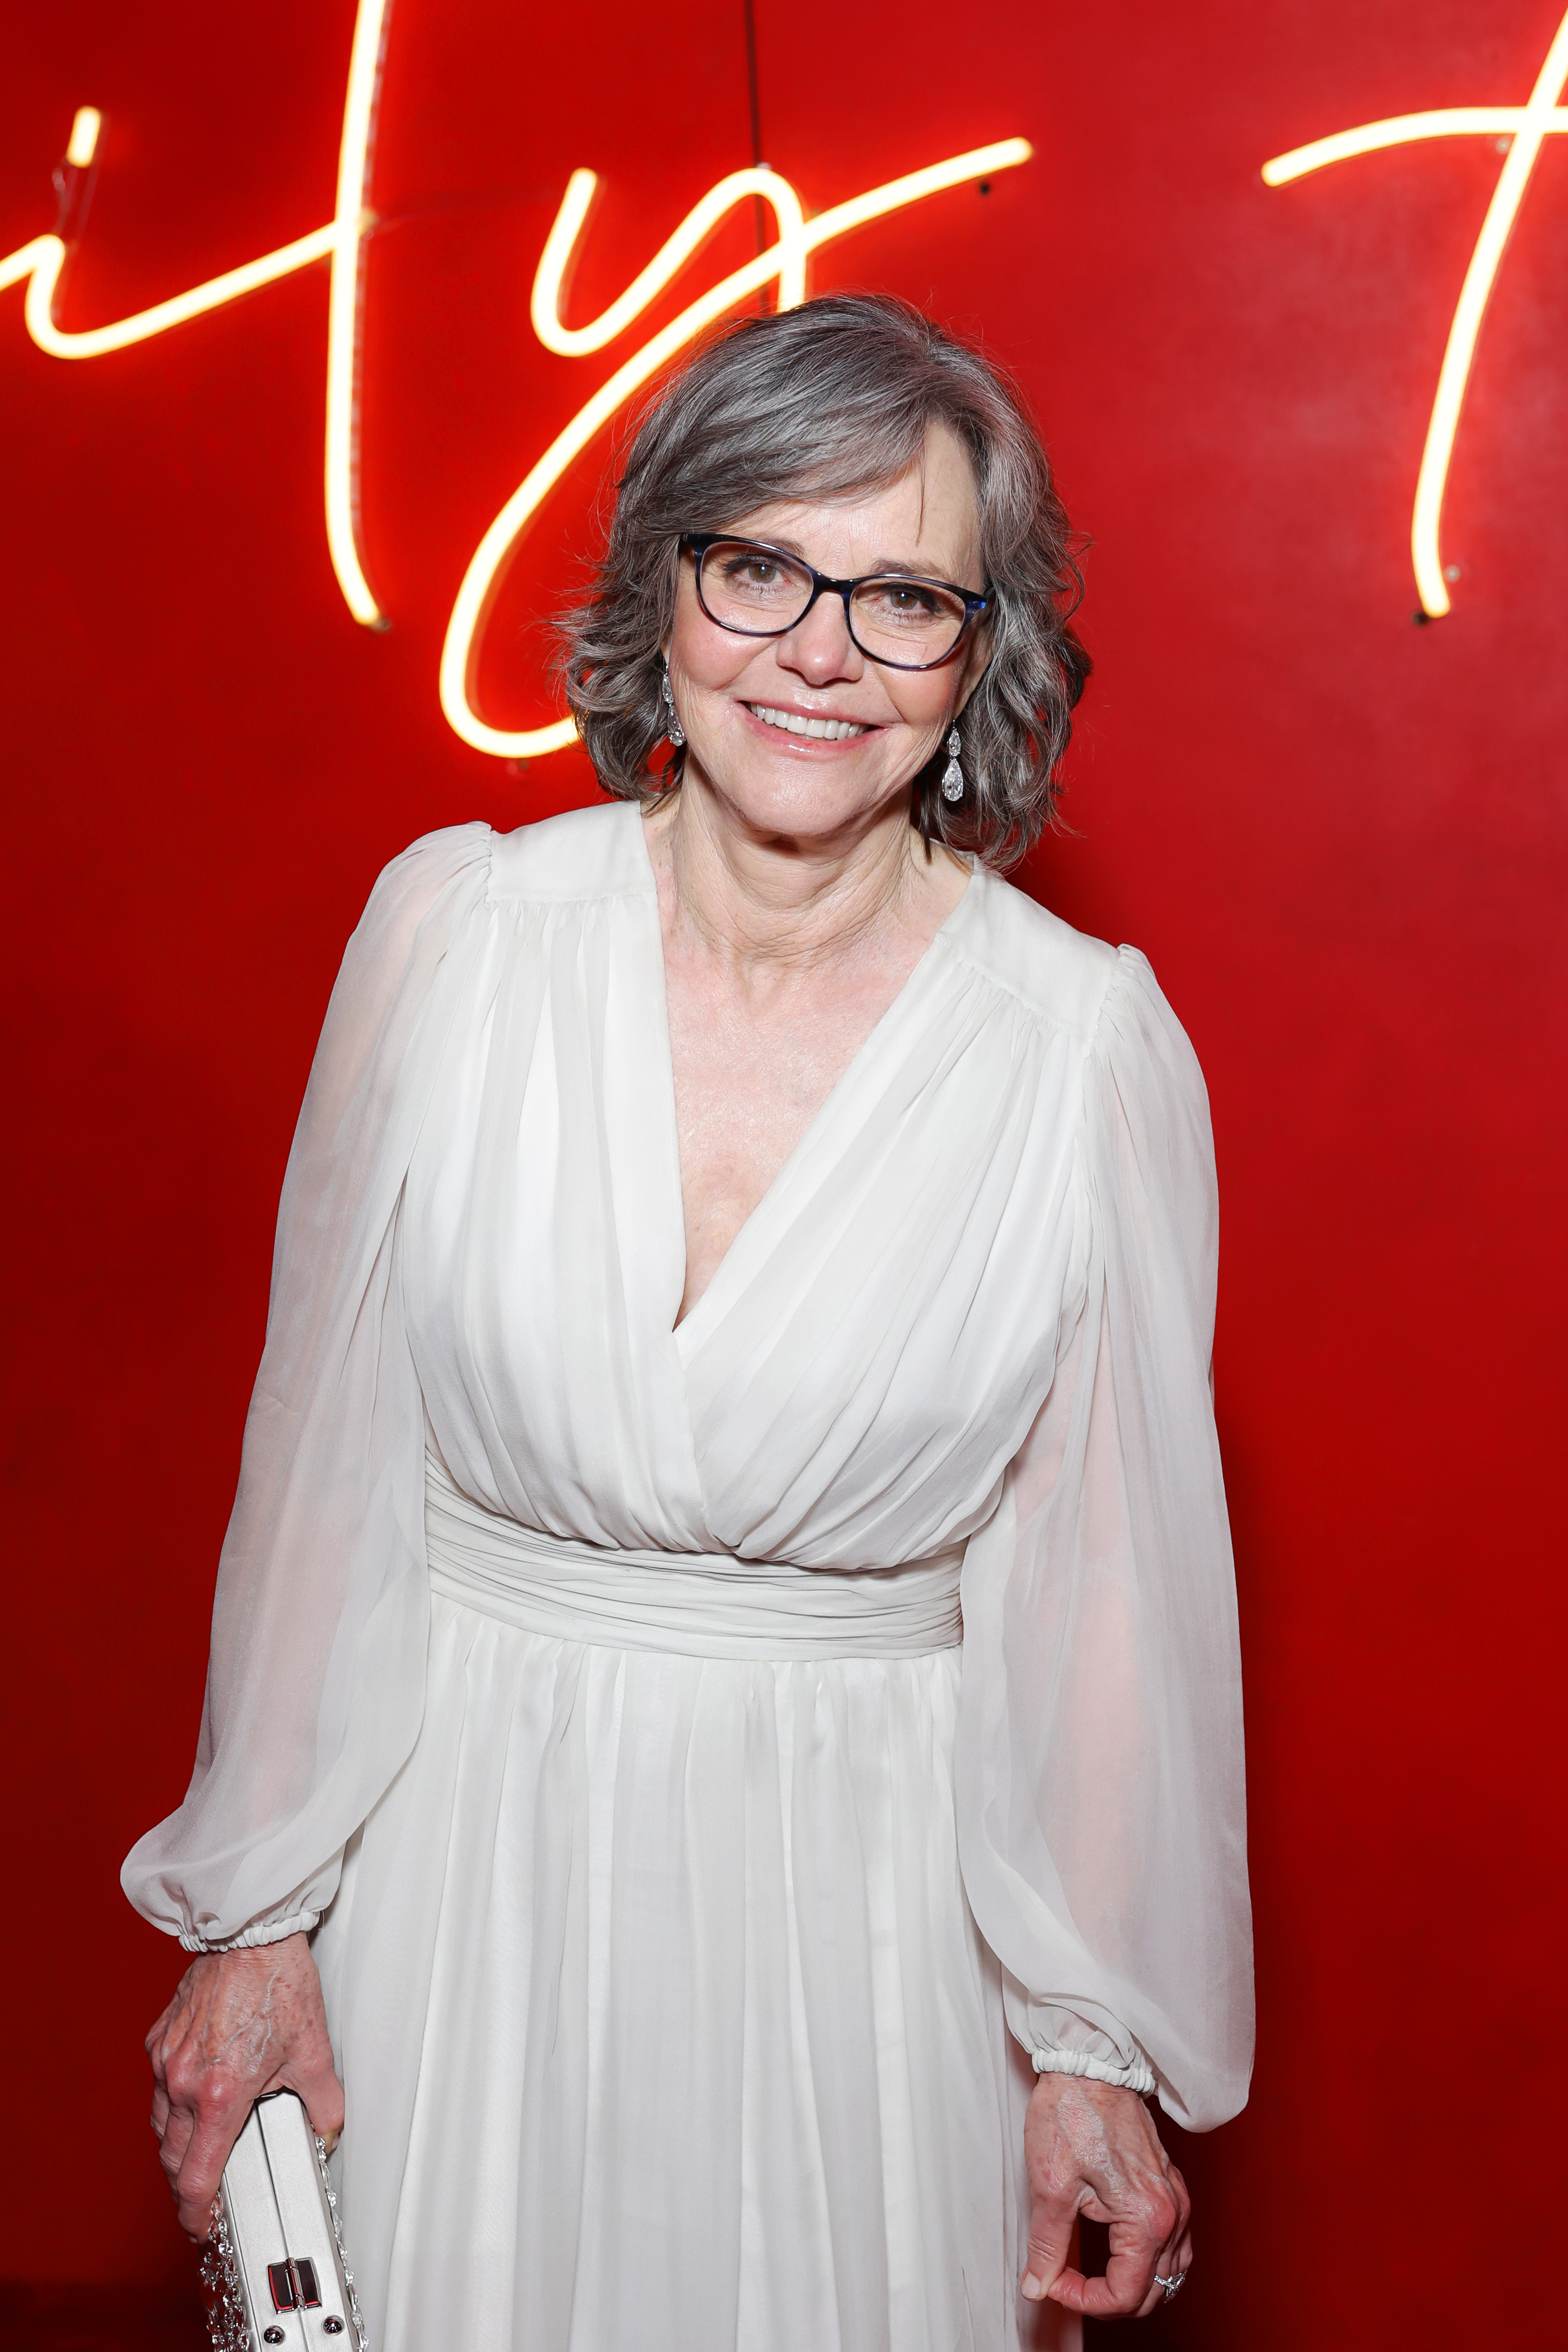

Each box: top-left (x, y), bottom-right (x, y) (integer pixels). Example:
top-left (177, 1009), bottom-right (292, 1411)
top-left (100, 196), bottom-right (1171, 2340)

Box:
top-left (941, 724), bottom-right (964, 802)
top-left (661, 657), bottom-right (685, 749)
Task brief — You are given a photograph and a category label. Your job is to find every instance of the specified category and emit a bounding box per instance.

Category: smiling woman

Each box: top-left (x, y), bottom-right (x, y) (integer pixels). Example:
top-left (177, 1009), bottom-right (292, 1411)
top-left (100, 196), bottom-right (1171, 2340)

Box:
top-left (560, 296), bottom-right (1091, 860)
top-left (126, 293), bottom-right (1251, 2352)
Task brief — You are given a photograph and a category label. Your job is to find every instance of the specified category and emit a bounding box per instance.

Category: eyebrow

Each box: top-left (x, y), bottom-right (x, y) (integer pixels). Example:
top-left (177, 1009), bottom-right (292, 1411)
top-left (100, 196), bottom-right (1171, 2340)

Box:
top-left (735, 531), bottom-right (974, 583)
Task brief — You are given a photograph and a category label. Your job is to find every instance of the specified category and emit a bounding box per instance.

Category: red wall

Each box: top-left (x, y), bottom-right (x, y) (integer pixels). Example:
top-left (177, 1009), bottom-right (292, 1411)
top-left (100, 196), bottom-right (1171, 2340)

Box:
top-left (3, 2), bottom-right (1564, 2342)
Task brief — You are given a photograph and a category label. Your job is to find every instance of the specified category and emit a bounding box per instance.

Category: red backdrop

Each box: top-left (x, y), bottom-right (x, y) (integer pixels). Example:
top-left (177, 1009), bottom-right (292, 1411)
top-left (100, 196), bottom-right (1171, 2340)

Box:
top-left (3, 1), bottom-right (1565, 2343)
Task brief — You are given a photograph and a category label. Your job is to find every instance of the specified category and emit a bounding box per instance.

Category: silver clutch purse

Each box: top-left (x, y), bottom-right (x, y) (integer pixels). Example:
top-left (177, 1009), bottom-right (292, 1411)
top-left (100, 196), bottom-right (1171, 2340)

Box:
top-left (199, 2090), bottom-right (369, 2352)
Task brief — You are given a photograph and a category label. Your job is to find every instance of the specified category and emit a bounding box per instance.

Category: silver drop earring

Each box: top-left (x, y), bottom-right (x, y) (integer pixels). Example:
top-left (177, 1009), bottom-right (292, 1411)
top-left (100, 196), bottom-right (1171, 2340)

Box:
top-left (941, 724), bottom-right (964, 802)
top-left (661, 657), bottom-right (685, 749)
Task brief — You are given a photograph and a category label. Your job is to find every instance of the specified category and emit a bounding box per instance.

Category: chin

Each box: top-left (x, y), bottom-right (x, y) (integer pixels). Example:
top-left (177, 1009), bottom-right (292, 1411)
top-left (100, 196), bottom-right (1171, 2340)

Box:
top-left (706, 749), bottom-right (905, 842)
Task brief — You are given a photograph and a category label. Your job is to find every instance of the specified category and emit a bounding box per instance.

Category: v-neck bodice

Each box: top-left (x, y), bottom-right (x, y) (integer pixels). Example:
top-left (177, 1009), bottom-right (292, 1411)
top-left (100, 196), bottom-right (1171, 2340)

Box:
top-left (400, 801), bottom-right (1108, 1569)
top-left (638, 816), bottom-right (978, 1345)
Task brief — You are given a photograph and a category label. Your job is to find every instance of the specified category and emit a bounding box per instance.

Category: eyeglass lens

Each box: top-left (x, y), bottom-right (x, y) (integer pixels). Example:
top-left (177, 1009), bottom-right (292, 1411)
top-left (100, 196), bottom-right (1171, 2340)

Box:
top-left (697, 540), bottom-right (970, 668)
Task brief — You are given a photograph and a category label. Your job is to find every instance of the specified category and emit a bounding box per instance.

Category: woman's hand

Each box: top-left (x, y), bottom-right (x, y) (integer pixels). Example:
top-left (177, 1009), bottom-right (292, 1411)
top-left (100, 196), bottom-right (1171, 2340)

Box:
top-left (1021, 2072), bottom-right (1192, 2320)
top-left (145, 1931), bottom-right (345, 2241)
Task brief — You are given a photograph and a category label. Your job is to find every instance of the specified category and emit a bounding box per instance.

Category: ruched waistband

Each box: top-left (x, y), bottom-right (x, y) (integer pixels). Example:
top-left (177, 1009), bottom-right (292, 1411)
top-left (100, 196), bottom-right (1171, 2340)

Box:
top-left (423, 1455), bottom-right (963, 1660)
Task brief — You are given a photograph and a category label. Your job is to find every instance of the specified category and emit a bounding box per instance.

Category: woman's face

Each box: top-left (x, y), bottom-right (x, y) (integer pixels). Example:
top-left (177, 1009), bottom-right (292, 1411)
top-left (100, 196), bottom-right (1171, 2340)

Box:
top-left (665, 421), bottom-right (990, 845)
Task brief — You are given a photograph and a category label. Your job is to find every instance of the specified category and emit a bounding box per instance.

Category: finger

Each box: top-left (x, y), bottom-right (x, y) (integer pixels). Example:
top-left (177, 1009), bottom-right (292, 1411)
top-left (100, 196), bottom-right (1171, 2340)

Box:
top-left (1021, 2190), bottom-right (1081, 2304)
top-left (281, 2054), bottom-right (347, 2147)
top-left (1141, 2163), bottom-right (1193, 2318)
top-left (157, 2100), bottom-right (196, 2188)
top-left (174, 2098), bottom-right (251, 2241)
top-left (150, 2084), bottom-right (171, 2140)
top-left (1125, 2205), bottom-right (1191, 2321)
top-left (1060, 2187), bottom-right (1177, 2319)
top-left (144, 1996), bottom-right (178, 2063)
top-left (1163, 2160), bottom-right (1192, 2247)
top-left (1150, 2223), bottom-right (1194, 2316)
top-left (1133, 2250), bottom-right (1193, 2322)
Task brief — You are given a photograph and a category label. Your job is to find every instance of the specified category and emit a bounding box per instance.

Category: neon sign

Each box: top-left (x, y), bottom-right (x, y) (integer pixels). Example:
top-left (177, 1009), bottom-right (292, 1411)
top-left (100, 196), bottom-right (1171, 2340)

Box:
top-left (1263, 9), bottom-right (1568, 618)
top-left (0, 0), bottom-right (1030, 760)
top-left (449, 145), bottom-right (1029, 757)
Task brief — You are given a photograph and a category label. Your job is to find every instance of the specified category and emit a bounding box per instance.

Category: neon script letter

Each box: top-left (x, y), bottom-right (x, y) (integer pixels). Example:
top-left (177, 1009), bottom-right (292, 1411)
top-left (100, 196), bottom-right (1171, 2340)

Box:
top-left (0, 0), bottom-right (1030, 759)
top-left (1263, 9), bottom-right (1568, 618)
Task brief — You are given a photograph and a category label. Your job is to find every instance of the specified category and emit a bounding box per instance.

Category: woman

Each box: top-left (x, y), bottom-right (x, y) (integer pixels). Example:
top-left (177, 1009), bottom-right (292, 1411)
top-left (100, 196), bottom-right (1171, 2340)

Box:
top-left (128, 295), bottom-right (1252, 2351)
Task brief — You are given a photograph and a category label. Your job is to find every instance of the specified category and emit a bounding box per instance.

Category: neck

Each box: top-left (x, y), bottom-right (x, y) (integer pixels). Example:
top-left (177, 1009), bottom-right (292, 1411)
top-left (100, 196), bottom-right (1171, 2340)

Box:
top-left (649, 766), bottom-right (945, 975)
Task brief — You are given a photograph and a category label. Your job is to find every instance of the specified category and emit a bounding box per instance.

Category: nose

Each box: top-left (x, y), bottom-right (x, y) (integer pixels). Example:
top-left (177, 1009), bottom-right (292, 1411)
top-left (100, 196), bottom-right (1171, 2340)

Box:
top-left (776, 590), bottom-right (864, 684)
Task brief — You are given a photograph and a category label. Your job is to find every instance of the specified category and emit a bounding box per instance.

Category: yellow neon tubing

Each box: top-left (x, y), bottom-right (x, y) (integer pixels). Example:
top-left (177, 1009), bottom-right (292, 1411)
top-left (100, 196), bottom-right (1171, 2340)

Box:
top-left (0, 0), bottom-right (392, 625)
top-left (533, 168), bottom-right (808, 355)
top-left (65, 107), bottom-right (102, 168)
top-left (1262, 107), bottom-right (1568, 186)
top-left (1263, 11), bottom-right (1568, 616)
top-left (0, 68), bottom-right (1026, 758)
top-left (441, 136), bottom-right (1032, 760)
top-left (326, 0), bottom-right (393, 624)
top-left (17, 223), bottom-right (341, 359)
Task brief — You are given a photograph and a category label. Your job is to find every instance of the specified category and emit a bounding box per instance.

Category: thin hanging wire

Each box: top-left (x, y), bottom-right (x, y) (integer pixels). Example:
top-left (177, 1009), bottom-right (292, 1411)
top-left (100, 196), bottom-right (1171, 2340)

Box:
top-left (742, 0), bottom-right (768, 297)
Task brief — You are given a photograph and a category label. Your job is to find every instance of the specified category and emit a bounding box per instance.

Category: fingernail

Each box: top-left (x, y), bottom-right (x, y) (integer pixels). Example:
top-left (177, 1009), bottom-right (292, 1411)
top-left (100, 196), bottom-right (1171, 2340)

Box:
top-left (1022, 2275), bottom-right (1044, 2301)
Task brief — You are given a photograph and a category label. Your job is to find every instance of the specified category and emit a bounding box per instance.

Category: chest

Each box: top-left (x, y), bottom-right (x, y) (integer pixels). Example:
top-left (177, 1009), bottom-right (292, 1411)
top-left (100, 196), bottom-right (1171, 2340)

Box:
top-left (662, 937), bottom-right (938, 1327)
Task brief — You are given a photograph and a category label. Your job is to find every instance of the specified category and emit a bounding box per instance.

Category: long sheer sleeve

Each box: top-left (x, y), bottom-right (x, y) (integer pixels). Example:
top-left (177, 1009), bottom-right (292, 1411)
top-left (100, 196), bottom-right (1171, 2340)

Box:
top-left (122, 826), bottom-right (494, 1950)
top-left (955, 947), bottom-right (1253, 2131)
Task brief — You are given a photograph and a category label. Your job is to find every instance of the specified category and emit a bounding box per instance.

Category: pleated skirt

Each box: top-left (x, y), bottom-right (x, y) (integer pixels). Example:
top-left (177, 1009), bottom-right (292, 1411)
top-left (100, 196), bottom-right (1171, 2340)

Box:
top-left (311, 1587), bottom-right (1076, 2352)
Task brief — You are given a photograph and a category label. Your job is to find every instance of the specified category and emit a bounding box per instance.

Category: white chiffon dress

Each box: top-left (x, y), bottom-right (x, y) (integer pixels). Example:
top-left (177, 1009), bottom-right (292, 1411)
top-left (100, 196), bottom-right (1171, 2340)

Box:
top-left (125, 801), bottom-right (1252, 2352)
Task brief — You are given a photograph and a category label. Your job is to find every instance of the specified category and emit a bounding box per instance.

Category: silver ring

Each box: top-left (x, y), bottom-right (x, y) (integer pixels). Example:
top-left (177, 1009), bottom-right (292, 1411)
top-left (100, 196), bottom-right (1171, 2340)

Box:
top-left (1154, 2272), bottom-right (1186, 2302)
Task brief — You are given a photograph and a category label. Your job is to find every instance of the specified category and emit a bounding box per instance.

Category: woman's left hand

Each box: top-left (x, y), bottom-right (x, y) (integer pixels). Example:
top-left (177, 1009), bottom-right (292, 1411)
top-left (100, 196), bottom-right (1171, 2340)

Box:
top-left (1020, 2072), bottom-right (1192, 2319)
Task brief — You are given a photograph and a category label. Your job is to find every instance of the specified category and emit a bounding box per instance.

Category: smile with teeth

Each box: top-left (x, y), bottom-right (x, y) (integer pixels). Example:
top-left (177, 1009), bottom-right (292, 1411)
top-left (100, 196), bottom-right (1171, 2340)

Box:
top-left (747, 703), bottom-right (870, 740)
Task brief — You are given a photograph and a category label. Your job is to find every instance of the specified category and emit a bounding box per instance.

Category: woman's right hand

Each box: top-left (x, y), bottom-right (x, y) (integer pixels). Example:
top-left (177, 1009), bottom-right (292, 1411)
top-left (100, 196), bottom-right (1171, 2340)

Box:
top-left (145, 1931), bottom-right (345, 2240)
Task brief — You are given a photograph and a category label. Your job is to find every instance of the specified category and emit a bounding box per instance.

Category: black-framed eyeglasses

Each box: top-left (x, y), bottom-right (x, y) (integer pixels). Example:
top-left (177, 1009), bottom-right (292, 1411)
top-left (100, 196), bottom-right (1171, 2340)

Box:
top-left (683, 534), bottom-right (990, 672)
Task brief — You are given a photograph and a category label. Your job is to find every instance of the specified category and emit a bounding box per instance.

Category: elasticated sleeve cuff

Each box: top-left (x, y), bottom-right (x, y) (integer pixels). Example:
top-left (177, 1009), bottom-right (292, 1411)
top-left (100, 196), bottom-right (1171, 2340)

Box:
top-left (1031, 2046), bottom-right (1157, 2095)
top-left (177, 1908), bottom-right (321, 1954)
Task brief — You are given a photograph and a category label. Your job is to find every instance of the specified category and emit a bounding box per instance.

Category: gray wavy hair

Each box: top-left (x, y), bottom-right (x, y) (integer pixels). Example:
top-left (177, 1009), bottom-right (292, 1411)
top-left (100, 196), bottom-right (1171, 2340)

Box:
top-left (555, 294), bottom-right (1090, 867)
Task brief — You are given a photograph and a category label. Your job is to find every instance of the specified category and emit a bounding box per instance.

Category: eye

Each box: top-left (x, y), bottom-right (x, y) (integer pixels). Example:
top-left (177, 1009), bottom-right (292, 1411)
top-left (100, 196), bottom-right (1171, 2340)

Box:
top-left (719, 551), bottom-right (788, 589)
top-left (857, 579), bottom-right (957, 624)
